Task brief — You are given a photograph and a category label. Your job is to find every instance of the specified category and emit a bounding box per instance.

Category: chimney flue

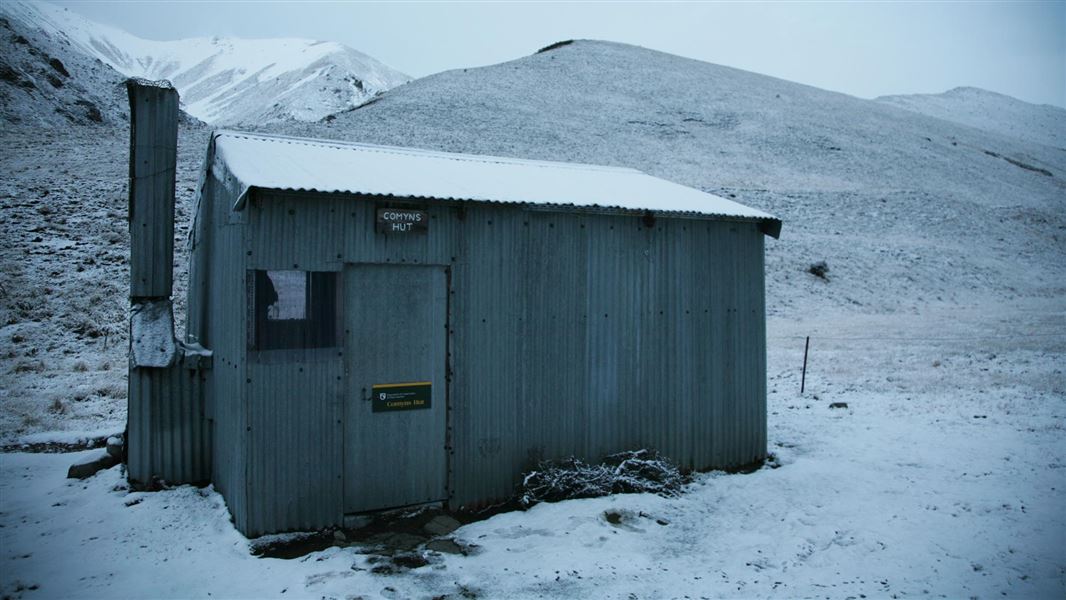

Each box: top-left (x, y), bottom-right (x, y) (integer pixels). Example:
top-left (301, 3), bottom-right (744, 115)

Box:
top-left (126, 78), bottom-right (178, 300)
top-left (126, 78), bottom-right (179, 368)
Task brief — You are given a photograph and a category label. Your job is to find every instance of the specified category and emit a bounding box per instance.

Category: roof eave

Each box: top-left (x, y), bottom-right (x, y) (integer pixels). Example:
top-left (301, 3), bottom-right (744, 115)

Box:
top-left (234, 185), bottom-right (782, 237)
top-left (760, 218), bottom-right (782, 239)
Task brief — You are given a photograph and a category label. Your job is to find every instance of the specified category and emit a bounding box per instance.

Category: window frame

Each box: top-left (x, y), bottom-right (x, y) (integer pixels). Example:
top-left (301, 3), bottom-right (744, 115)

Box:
top-left (246, 269), bottom-right (342, 355)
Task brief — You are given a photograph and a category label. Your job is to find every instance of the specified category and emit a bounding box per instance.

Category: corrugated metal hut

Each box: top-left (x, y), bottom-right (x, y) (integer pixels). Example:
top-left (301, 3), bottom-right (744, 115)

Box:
top-left (129, 120), bottom-right (782, 536)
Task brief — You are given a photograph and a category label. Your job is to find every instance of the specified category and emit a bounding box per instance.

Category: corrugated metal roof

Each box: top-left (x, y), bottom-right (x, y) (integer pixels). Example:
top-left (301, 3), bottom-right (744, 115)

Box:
top-left (211, 130), bottom-right (780, 235)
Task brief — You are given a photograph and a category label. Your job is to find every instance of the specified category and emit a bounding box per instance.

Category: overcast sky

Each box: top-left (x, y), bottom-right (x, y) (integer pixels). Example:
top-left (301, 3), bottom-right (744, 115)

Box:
top-left (53, 1), bottom-right (1066, 108)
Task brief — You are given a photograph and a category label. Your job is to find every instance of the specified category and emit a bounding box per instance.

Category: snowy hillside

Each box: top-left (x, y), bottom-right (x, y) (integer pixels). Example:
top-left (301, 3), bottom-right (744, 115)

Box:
top-left (284, 40), bottom-right (1066, 318)
top-left (1, 9), bottom-right (129, 128)
top-left (878, 87), bottom-right (1066, 149)
top-left (0, 0), bottom-right (410, 125)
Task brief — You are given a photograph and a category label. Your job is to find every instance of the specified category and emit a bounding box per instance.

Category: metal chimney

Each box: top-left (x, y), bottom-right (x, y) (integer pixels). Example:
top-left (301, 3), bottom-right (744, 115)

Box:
top-left (125, 78), bottom-right (179, 483)
top-left (124, 79), bottom-right (211, 487)
top-left (126, 78), bottom-right (178, 368)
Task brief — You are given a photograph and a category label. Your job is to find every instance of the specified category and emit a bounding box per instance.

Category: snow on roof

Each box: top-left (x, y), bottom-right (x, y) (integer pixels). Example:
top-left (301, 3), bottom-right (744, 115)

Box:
top-left (211, 130), bottom-right (780, 236)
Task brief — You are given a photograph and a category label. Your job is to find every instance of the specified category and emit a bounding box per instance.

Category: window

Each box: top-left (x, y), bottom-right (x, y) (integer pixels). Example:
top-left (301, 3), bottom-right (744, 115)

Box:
top-left (248, 270), bottom-right (338, 351)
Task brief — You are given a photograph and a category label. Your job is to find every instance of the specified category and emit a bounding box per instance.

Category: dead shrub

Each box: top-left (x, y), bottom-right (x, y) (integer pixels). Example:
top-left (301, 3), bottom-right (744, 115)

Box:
top-left (518, 449), bottom-right (688, 508)
top-left (96, 383), bottom-right (126, 399)
top-left (14, 359), bottom-right (46, 373)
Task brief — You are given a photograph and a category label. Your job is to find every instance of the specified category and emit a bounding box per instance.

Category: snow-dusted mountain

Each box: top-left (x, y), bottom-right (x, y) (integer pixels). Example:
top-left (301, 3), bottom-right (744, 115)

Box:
top-left (1, 7), bottom-right (128, 127)
top-left (878, 87), bottom-right (1066, 149)
top-left (0, 0), bottom-right (410, 125)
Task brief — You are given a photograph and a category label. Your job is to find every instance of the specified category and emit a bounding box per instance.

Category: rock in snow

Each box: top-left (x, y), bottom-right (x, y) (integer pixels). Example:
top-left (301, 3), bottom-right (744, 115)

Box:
top-left (422, 514), bottom-right (462, 537)
top-left (105, 435), bottom-right (123, 460)
top-left (424, 538), bottom-right (465, 555)
top-left (66, 448), bottom-right (117, 479)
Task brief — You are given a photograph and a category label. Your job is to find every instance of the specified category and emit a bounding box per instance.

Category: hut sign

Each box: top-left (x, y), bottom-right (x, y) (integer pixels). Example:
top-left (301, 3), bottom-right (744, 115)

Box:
top-left (377, 208), bottom-right (428, 233)
top-left (373, 381), bottom-right (432, 412)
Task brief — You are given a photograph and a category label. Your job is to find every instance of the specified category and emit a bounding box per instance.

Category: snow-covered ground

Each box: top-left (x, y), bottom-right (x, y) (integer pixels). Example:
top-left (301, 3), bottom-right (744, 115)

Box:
top-left (0, 126), bottom-right (208, 442)
top-left (2, 306), bottom-right (1063, 598)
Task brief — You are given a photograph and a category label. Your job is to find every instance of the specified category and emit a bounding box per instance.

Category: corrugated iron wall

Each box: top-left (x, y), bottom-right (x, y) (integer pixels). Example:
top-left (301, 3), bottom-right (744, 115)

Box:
top-left (216, 191), bottom-right (767, 534)
top-left (197, 166), bottom-right (250, 532)
top-left (127, 361), bottom-right (211, 484)
top-left (245, 356), bottom-right (344, 534)
top-left (445, 208), bottom-right (767, 508)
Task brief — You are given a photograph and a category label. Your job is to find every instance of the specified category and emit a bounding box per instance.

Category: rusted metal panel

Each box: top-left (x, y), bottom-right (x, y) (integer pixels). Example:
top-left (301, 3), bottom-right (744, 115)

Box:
top-left (127, 80), bottom-right (178, 299)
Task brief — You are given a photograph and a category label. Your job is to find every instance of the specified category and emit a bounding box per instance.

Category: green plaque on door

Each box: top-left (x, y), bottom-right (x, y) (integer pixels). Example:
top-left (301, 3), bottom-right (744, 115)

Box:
top-left (372, 381), bottom-right (431, 412)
